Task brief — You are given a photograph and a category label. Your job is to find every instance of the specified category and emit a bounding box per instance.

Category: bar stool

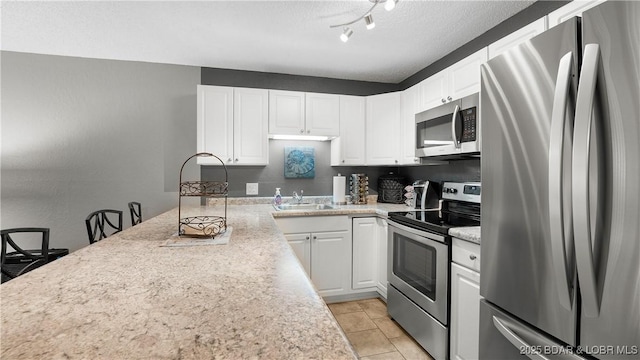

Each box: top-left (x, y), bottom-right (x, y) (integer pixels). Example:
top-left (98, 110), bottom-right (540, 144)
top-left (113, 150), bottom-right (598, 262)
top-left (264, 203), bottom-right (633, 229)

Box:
top-left (1, 228), bottom-right (50, 283)
top-left (85, 210), bottom-right (122, 244)
top-left (128, 202), bottom-right (142, 226)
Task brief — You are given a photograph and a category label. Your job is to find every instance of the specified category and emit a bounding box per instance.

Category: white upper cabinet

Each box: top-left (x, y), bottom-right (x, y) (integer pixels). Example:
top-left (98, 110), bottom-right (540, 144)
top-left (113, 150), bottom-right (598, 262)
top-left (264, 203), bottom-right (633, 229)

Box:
top-left (331, 95), bottom-right (366, 166)
top-left (305, 92), bottom-right (340, 136)
top-left (419, 70), bottom-right (449, 112)
top-left (548, 0), bottom-right (606, 28)
top-left (232, 88), bottom-right (269, 165)
top-left (418, 48), bottom-right (488, 112)
top-left (448, 48), bottom-right (488, 100)
top-left (197, 85), bottom-right (268, 166)
top-left (400, 84), bottom-right (420, 165)
top-left (269, 90), bottom-right (305, 135)
top-left (488, 17), bottom-right (548, 59)
top-left (269, 90), bottom-right (339, 137)
top-left (366, 92), bottom-right (402, 165)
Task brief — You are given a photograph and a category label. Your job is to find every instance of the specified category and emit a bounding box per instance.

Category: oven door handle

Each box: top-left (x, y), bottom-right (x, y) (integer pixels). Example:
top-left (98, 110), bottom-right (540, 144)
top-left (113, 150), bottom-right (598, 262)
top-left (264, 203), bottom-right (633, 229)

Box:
top-left (387, 220), bottom-right (446, 244)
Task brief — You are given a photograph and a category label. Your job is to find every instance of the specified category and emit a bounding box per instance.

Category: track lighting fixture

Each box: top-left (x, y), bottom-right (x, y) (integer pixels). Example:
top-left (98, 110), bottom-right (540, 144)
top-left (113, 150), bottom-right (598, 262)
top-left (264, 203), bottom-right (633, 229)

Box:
top-left (385, 0), bottom-right (398, 11)
top-left (364, 14), bottom-right (375, 30)
top-left (330, 0), bottom-right (398, 42)
top-left (340, 27), bottom-right (354, 42)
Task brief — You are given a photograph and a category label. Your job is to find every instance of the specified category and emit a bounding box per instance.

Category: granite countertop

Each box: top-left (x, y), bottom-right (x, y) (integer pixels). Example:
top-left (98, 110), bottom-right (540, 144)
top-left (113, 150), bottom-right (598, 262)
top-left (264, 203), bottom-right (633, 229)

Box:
top-left (1, 204), bottom-right (373, 359)
top-left (449, 226), bottom-right (481, 244)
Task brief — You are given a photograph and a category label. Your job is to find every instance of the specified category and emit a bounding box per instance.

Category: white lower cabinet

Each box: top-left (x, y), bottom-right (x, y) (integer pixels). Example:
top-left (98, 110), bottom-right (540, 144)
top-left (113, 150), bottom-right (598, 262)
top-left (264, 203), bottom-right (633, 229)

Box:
top-left (277, 216), bottom-right (351, 297)
top-left (450, 238), bottom-right (481, 360)
top-left (352, 217), bottom-right (389, 298)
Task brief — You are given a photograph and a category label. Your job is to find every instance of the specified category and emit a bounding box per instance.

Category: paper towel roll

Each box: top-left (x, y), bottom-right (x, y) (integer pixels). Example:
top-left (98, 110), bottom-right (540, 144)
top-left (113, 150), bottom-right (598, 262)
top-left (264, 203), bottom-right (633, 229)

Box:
top-left (333, 175), bottom-right (346, 204)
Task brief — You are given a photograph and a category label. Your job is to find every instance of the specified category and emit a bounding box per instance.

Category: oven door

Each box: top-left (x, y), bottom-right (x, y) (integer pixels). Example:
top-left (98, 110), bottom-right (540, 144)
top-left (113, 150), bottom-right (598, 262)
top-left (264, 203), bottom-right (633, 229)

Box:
top-left (388, 220), bottom-right (449, 325)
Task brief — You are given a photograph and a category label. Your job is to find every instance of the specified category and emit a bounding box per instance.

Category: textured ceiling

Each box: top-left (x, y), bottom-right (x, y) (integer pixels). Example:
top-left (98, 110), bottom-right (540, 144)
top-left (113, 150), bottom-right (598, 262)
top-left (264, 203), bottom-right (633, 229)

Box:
top-left (1, 0), bottom-right (536, 83)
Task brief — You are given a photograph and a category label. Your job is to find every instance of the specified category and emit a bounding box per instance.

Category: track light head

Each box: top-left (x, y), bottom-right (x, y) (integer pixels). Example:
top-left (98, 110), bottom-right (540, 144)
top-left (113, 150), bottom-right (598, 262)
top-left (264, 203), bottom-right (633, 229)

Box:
top-left (385, 0), bottom-right (397, 11)
top-left (365, 14), bottom-right (375, 30)
top-left (340, 27), bottom-right (354, 42)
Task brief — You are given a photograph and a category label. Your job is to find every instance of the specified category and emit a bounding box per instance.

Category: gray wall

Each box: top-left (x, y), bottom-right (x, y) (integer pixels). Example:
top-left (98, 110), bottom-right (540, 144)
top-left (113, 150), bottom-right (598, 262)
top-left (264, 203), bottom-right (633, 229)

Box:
top-left (1, 51), bottom-right (200, 252)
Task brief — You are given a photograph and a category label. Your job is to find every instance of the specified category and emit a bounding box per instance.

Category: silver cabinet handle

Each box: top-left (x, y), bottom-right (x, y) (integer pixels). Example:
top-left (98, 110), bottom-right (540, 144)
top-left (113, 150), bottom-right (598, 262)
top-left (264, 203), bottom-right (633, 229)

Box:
top-left (306, 236), bottom-right (310, 240)
top-left (227, 158), bottom-right (232, 162)
top-left (573, 43), bottom-right (603, 317)
top-left (548, 51), bottom-right (575, 311)
top-left (394, 160), bottom-right (398, 163)
top-left (313, 235), bottom-right (317, 240)
top-left (441, 98), bottom-right (446, 103)
top-left (451, 104), bottom-right (461, 148)
top-left (447, 96), bottom-right (452, 101)
top-left (469, 254), bottom-right (477, 260)
top-left (307, 130), bottom-right (310, 134)
top-left (234, 158), bottom-right (239, 162)
top-left (342, 160), bottom-right (345, 163)
top-left (300, 129), bottom-right (304, 133)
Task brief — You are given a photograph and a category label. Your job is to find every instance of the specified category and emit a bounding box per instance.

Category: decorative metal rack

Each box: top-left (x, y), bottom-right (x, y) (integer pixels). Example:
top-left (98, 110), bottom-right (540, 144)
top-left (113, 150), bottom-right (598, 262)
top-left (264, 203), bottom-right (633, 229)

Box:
top-left (178, 152), bottom-right (228, 238)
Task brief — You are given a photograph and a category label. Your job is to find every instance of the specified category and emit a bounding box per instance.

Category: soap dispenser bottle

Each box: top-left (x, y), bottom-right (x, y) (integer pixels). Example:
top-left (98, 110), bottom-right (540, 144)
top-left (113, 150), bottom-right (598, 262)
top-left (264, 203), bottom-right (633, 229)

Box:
top-left (274, 188), bottom-right (282, 205)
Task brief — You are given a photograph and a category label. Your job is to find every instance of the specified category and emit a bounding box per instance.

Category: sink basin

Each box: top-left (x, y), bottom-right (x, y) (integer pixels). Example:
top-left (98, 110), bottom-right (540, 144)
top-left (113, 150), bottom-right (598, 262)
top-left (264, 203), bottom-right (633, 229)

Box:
top-left (273, 203), bottom-right (334, 211)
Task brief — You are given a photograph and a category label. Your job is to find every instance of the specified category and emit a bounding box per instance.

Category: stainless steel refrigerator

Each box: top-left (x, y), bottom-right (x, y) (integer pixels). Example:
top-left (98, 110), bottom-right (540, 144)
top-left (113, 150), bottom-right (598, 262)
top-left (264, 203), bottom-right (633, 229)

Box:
top-left (480, 1), bottom-right (639, 359)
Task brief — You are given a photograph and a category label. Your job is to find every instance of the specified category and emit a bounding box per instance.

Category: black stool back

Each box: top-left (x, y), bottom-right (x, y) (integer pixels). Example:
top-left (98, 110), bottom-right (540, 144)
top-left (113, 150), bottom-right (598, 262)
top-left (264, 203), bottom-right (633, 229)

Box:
top-left (85, 210), bottom-right (122, 244)
top-left (128, 202), bottom-right (142, 226)
top-left (1, 228), bottom-right (50, 283)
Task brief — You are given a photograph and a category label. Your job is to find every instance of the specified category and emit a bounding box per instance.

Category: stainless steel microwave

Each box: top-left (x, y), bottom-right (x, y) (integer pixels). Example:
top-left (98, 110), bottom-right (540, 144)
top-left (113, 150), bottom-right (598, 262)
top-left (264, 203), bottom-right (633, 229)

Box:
top-left (415, 93), bottom-right (480, 158)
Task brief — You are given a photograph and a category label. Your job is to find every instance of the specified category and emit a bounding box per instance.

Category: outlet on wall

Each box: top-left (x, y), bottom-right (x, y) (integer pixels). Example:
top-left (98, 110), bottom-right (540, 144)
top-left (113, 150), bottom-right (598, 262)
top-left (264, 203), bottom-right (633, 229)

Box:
top-left (246, 183), bottom-right (259, 195)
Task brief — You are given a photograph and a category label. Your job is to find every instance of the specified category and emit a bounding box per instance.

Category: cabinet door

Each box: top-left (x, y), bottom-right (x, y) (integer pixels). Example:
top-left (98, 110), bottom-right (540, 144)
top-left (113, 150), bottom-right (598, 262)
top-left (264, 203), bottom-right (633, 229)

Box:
top-left (286, 233), bottom-right (311, 276)
top-left (312, 230), bottom-right (351, 297)
top-left (376, 218), bottom-right (389, 298)
top-left (488, 17), bottom-right (547, 59)
top-left (196, 85), bottom-right (233, 165)
top-left (448, 48), bottom-right (488, 100)
top-left (419, 70), bottom-right (449, 112)
top-left (233, 88), bottom-right (269, 165)
top-left (352, 218), bottom-right (378, 290)
top-left (269, 90), bottom-right (305, 135)
top-left (365, 92), bottom-right (402, 165)
top-left (305, 93), bottom-right (340, 136)
top-left (332, 95), bottom-right (366, 166)
top-left (400, 85), bottom-right (420, 165)
top-left (450, 263), bottom-right (481, 360)
top-left (548, 0), bottom-right (606, 28)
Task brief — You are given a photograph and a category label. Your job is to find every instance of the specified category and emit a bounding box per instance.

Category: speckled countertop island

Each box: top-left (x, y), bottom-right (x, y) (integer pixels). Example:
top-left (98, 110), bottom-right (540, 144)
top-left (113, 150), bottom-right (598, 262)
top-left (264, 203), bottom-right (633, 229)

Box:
top-left (0, 202), bottom-right (407, 359)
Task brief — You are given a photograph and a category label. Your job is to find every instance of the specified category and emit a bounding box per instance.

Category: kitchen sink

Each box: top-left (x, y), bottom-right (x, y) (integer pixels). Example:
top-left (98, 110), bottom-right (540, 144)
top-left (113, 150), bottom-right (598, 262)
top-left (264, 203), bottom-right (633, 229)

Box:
top-left (273, 203), bottom-right (334, 211)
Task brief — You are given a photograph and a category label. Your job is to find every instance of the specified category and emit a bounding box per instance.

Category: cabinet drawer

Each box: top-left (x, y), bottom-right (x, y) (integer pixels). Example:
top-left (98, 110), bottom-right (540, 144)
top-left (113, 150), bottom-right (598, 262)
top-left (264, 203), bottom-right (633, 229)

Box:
top-left (452, 238), bottom-right (480, 272)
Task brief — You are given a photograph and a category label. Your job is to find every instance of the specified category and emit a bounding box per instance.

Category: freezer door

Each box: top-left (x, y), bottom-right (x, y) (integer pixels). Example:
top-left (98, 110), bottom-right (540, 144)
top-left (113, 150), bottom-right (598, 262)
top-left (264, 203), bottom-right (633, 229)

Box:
top-left (480, 18), bottom-right (579, 345)
top-left (479, 300), bottom-right (586, 360)
top-left (576, 2), bottom-right (640, 357)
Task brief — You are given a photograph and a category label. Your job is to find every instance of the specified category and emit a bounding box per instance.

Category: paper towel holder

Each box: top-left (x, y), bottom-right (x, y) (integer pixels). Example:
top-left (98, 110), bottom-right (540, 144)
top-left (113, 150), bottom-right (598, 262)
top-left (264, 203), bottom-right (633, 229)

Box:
top-left (332, 173), bottom-right (347, 205)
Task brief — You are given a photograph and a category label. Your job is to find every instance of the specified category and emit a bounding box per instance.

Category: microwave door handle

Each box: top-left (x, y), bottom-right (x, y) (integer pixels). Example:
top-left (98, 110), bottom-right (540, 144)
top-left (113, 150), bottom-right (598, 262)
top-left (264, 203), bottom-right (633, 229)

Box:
top-left (548, 51), bottom-right (575, 311)
top-left (573, 44), bottom-right (602, 317)
top-left (450, 105), bottom-right (461, 148)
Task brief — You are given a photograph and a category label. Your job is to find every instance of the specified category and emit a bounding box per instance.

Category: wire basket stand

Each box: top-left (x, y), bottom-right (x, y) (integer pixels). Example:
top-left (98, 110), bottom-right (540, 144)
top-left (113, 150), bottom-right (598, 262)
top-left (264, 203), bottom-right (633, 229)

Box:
top-left (178, 152), bottom-right (228, 238)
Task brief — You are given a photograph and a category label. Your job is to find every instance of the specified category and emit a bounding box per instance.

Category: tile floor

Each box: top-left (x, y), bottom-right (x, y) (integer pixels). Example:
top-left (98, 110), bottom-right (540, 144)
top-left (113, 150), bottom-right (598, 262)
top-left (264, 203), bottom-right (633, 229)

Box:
top-left (328, 298), bottom-right (434, 360)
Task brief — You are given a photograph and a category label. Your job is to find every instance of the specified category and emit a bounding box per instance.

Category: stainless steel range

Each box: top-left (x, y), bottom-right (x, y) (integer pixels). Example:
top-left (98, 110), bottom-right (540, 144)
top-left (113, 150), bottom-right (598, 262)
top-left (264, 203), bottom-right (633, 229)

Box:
top-left (387, 181), bottom-right (481, 360)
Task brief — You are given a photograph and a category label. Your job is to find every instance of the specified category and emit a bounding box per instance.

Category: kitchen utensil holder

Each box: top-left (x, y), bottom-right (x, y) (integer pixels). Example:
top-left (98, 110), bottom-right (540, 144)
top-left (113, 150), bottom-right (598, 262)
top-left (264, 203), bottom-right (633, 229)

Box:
top-left (350, 173), bottom-right (369, 205)
top-left (178, 152), bottom-right (228, 238)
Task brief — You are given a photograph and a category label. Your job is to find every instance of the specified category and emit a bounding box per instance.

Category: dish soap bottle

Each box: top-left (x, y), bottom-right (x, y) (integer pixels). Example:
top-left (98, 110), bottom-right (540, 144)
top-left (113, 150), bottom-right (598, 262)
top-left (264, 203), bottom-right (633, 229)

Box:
top-left (274, 188), bottom-right (282, 205)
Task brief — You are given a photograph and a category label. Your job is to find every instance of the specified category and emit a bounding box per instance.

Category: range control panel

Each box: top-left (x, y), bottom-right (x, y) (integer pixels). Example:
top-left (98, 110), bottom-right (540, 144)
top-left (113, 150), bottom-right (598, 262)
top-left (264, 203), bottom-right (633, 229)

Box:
top-left (442, 182), bottom-right (481, 203)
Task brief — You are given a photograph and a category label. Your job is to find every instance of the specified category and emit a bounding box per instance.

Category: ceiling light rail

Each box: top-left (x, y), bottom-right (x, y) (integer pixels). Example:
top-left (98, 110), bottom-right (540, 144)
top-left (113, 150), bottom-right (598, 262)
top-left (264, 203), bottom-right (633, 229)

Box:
top-left (330, 0), bottom-right (398, 42)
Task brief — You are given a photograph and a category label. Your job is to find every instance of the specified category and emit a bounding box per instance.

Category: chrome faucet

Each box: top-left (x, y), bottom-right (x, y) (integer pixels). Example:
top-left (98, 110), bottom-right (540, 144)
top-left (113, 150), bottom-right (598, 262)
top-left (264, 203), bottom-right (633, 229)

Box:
top-left (292, 190), bottom-right (304, 204)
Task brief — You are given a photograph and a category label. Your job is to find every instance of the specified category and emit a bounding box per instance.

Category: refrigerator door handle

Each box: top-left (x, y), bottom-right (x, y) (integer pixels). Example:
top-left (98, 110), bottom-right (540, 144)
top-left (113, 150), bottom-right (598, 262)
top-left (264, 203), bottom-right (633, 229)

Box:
top-left (492, 316), bottom-right (549, 360)
top-left (548, 51), bottom-right (575, 311)
top-left (573, 43), bottom-right (602, 317)
top-left (451, 104), bottom-right (462, 148)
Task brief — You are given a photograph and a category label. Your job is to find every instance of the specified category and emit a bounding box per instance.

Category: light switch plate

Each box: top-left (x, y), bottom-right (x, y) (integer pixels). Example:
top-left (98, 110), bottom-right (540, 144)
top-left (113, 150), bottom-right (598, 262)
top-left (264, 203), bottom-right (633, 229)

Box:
top-left (246, 183), bottom-right (259, 195)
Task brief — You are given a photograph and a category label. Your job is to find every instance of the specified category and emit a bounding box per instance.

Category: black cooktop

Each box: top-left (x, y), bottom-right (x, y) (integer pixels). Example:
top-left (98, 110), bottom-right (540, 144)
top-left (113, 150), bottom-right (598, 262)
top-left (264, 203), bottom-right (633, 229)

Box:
top-left (388, 210), bottom-right (480, 235)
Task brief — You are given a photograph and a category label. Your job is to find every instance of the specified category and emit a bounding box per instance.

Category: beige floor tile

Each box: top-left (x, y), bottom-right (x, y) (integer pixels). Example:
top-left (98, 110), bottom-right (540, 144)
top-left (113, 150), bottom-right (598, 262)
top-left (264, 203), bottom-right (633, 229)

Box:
top-left (346, 329), bottom-right (397, 357)
top-left (360, 351), bottom-right (406, 360)
top-left (373, 317), bottom-right (405, 339)
top-left (358, 298), bottom-right (388, 319)
top-left (328, 301), bottom-right (364, 315)
top-left (389, 333), bottom-right (434, 360)
top-left (334, 311), bottom-right (377, 333)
